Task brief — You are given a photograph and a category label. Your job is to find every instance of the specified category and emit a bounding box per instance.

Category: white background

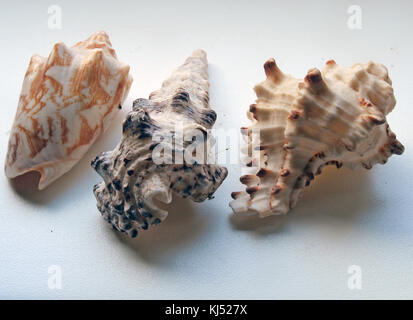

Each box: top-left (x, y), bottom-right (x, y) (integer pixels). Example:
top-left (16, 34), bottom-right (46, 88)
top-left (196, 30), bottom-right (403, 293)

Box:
top-left (0, 0), bottom-right (412, 299)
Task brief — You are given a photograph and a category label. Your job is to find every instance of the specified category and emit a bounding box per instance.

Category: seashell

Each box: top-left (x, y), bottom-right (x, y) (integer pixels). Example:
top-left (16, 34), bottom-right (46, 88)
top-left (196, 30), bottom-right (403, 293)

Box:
top-left (230, 59), bottom-right (404, 217)
top-left (92, 50), bottom-right (228, 237)
top-left (5, 31), bottom-right (133, 189)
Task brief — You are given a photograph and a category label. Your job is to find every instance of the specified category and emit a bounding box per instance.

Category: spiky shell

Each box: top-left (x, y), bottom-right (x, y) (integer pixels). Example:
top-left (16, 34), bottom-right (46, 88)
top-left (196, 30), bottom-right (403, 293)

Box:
top-left (5, 31), bottom-right (132, 189)
top-left (230, 59), bottom-right (404, 217)
top-left (92, 50), bottom-right (228, 237)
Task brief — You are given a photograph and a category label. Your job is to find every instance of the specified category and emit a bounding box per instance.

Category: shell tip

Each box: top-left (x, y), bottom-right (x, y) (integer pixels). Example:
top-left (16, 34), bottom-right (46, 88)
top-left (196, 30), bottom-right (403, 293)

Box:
top-left (264, 58), bottom-right (283, 81)
top-left (305, 68), bottom-right (322, 83)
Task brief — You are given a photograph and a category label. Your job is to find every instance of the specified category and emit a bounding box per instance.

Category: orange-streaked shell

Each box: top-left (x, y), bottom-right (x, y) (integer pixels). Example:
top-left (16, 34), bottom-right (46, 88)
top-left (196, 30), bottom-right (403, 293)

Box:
top-left (5, 31), bottom-right (132, 189)
top-left (230, 59), bottom-right (404, 217)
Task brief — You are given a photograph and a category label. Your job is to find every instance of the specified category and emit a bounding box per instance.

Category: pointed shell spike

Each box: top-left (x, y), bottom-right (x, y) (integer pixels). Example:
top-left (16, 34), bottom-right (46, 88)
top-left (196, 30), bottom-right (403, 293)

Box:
top-left (264, 58), bottom-right (284, 82)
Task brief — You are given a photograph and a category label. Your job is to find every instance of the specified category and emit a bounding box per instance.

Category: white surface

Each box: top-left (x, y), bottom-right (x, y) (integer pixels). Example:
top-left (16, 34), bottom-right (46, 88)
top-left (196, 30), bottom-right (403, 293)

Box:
top-left (0, 0), bottom-right (412, 299)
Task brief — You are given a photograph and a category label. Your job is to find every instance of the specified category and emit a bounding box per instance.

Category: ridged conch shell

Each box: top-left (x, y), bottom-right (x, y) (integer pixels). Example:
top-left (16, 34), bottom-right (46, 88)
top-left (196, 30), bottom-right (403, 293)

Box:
top-left (92, 50), bottom-right (228, 237)
top-left (230, 59), bottom-right (404, 217)
top-left (5, 31), bottom-right (132, 189)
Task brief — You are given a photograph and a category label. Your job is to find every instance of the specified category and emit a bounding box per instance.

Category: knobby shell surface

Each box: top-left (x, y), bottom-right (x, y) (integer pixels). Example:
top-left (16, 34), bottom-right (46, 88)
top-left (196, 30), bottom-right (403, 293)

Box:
top-left (230, 59), bottom-right (404, 217)
top-left (5, 31), bottom-right (132, 189)
top-left (92, 50), bottom-right (228, 237)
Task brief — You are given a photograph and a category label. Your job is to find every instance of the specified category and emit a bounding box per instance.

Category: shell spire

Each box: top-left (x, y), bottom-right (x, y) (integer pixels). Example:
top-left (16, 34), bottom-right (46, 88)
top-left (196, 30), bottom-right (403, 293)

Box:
top-left (230, 59), bottom-right (404, 217)
top-left (92, 50), bottom-right (228, 238)
top-left (5, 31), bottom-right (133, 189)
